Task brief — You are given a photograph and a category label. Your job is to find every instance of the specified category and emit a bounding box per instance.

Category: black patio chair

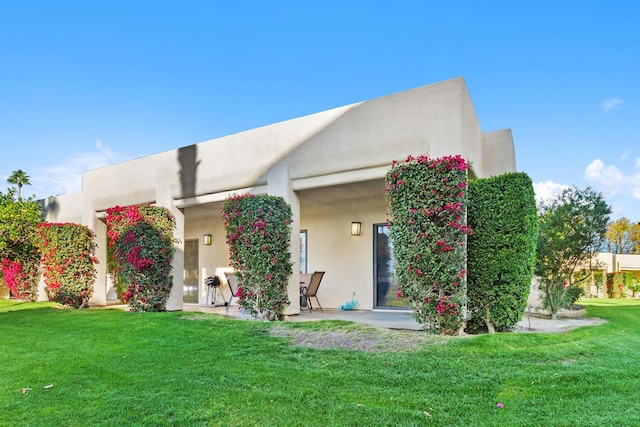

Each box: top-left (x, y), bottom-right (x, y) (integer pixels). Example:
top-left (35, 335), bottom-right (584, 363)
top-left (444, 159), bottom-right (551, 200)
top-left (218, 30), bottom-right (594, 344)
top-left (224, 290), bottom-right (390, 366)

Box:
top-left (224, 272), bottom-right (239, 313)
top-left (300, 271), bottom-right (325, 312)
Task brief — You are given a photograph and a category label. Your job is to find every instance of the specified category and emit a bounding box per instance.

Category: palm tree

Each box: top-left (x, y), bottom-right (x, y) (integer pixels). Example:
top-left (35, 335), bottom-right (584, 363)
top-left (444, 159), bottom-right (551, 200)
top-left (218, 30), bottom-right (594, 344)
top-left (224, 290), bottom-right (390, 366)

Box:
top-left (7, 169), bottom-right (31, 201)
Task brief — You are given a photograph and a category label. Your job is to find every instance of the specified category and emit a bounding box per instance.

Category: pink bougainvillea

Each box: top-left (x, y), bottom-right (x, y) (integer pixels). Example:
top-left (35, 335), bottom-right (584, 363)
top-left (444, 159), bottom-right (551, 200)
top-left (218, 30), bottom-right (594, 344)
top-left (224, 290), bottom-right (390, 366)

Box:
top-left (105, 205), bottom-right (176, 312)
top-left (385, 154), bottom-right (471, 334)
top-left (1, 258), bottom-right (36, 301)
top-left (36, 222), bottom-right (98, 308)
top-left (222, 194), bottom-right (293, 321)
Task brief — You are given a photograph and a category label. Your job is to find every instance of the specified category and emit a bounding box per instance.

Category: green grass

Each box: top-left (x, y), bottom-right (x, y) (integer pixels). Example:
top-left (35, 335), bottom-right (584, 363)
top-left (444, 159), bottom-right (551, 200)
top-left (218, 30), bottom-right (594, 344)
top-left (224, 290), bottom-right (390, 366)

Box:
top-left (1, 299), bottom-right (640, 426)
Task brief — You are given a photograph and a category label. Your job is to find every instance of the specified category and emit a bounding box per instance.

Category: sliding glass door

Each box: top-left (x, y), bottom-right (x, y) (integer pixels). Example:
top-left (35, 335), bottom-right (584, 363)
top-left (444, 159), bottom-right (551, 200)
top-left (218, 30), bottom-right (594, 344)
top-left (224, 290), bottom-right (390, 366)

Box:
top-left (374, 224), bottom-right (408, 308)
top-left (183, 239), bottom-right (199, 303)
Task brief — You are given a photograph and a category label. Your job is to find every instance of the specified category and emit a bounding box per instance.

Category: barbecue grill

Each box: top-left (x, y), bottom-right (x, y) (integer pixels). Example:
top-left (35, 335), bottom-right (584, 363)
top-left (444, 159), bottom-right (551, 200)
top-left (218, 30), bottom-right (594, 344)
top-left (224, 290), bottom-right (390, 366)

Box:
top-left (205, 275), bottom-right (227, 307)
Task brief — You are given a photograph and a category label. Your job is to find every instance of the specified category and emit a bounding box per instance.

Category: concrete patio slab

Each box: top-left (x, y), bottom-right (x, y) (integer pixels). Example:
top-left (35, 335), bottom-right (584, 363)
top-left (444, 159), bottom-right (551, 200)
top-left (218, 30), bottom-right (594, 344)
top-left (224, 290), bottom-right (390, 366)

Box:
top-left (182, 303), bottom-right (605, 333)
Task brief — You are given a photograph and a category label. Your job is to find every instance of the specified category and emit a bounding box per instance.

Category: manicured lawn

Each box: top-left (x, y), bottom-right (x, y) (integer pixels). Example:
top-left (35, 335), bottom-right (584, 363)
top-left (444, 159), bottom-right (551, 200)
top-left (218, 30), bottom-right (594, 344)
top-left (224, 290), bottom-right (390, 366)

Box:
top-left (1, 299), bottom-right (639, 426)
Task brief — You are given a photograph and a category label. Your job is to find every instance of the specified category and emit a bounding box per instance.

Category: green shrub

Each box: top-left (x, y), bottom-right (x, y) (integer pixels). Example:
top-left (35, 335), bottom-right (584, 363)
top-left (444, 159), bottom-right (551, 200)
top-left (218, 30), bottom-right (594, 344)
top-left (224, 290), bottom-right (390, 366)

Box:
top-left (467, 172), bottom-right (538, 333)
top-left (606, 272), bottom-right (633, 298)
top-left (105, 205), bottom-right (176, 312)
top-left (564, 283), bottom-right (585, 306)
top-left (222, 194), bottom-right (293, 321)
top-left (385, 155), bottom-right (471, 334)
top-left (628, 279), bottom-right (640, 297)
top-left (593, 271), bottom-right (604, 294)
top-left (36, 222), bottom-right (98, 308)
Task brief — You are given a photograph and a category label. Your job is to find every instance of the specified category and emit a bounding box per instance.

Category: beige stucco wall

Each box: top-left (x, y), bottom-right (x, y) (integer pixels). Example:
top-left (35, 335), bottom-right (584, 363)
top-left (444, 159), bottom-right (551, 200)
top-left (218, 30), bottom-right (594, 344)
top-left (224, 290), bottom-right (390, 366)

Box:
top-left (287, 77), bottom-right (493, 182)
top-left (596, 252), bottom-right (640, 275)
top-left (184, 211), bottom-right (230, 303)
top-left (40, 191), bottom-right (83, 224)
top-left (298, 182), bottom-right (388, 310)
top-left (610, 253), bottom-right (640, 272)
top-left (482, 129), bottom-right (517, 177)
top-left (76, 77), bottom-right (507, 208)
top-left (183, 183), bottom-right (388, 311)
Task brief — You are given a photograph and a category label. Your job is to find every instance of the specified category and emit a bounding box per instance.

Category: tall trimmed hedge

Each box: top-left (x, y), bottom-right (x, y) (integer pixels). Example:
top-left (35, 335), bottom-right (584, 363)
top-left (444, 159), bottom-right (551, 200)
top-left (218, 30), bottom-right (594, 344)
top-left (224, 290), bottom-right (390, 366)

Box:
top-left (222, 194), bottom-right (293, 321)
top-left (386, 155), bottom-right (471, 334)
top-left (467, 172), bottom-right (538, 333)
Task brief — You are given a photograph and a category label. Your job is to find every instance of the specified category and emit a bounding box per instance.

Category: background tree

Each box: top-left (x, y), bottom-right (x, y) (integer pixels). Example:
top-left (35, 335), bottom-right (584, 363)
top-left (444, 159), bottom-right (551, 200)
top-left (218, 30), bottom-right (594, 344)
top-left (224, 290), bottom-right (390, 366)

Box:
top-left (633, 224), bottom-right (640, 254)
top-left (0, 189), bottom-right (43, 300)
top-left (535, 187), bottom-right (611, 319)
top-left (604, 217), bottom-right (640, 254)
top-left (7, 169), bottom-right (31, 201)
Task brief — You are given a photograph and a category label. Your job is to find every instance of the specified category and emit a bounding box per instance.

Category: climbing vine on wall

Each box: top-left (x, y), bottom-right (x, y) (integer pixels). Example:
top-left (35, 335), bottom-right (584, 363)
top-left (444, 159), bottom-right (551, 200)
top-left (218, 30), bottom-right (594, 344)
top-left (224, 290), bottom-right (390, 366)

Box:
top-left (105, 205), bottom-right (176, 312)
top-left (222, 194), bottom-right (293, 321)
top-left (37, 222), bottom-right (98, 308)
top-left (386, 154), bottom-right (471, 334)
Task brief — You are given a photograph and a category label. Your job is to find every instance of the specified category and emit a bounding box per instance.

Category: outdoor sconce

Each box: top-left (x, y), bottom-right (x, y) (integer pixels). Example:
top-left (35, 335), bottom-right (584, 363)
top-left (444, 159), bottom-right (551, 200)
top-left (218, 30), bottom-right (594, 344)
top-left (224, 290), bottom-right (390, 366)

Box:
top-left (203, 234), bottom-right (212, 245)
top-left (351, 222), bottom-right (362, 236)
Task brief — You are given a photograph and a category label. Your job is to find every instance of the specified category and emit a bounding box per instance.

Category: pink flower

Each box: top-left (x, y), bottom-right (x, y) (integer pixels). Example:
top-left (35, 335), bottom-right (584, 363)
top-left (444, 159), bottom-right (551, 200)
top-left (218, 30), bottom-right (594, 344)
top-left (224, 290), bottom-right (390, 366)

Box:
top-left (496, 403), bottom-right (504, 409)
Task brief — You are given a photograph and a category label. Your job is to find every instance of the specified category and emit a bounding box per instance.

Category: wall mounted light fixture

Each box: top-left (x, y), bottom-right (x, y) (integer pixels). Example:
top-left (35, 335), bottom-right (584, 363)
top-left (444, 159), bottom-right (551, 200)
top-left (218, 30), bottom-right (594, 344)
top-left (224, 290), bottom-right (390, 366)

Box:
top-left (203, 234), bottom-right (212, 245)
top-left (351, 222), bottom-right (362, 236)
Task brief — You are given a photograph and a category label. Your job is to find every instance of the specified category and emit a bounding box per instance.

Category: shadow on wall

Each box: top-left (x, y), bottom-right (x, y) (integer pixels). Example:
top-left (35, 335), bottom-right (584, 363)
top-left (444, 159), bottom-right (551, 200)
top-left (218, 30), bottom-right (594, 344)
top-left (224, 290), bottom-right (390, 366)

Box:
top-left (178, 145), bottom-right (200, 199)
top-left (39, 198), bottom-right (59, 220)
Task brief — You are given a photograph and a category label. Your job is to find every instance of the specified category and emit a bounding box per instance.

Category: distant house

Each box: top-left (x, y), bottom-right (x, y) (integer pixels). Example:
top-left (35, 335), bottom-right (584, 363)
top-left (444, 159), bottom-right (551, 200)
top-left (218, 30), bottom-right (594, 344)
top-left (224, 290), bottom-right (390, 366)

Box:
top-left (527, 253), bottom-right (640, 309)
top-left (590, 253), bottom-right (640, 297)
top-left (41, 77), bottom-right (516, 313)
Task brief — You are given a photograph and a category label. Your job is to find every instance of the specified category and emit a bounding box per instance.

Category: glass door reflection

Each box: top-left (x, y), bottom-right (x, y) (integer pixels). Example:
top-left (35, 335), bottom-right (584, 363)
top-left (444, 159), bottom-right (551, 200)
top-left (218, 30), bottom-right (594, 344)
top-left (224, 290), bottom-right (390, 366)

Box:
top-left (374, 224), bottom-right (408, 308)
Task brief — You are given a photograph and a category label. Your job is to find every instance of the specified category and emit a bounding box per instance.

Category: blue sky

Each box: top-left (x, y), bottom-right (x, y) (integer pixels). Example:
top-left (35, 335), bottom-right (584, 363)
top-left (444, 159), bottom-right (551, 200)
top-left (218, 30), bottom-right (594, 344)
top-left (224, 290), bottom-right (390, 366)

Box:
top-left (1, 1), bottom-right (639, 221)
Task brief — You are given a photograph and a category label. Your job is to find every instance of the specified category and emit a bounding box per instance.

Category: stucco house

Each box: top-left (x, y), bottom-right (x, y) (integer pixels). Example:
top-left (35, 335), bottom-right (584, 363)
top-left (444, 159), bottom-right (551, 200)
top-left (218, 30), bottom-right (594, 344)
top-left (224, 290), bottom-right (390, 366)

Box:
top-left (40, 77), bottom-right (516, 314)
top-left (588, 253), bottom-right (640, 297)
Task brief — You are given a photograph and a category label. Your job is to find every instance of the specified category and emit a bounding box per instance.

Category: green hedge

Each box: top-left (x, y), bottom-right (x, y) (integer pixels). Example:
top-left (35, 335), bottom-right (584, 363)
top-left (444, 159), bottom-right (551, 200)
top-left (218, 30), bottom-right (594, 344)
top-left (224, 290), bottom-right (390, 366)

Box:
top-left (467, 172), bottom-right (538, 332)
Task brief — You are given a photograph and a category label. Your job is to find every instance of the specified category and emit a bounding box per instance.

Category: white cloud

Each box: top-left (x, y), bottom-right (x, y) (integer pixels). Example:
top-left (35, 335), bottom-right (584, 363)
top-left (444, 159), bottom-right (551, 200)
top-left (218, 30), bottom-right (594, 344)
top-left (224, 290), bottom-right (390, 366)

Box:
top-left (31, 140), bottom-right (121, 199)
top-left (584, 158), bottom-right (640, 200)
top-left (621, 150), bottom-right (631, 160)
top-left (602, 97), bottom-right (624, 112)
top-left (533, 180), bottom-right (571, 206)
top-left (609, 202), bottom-right (629, 219)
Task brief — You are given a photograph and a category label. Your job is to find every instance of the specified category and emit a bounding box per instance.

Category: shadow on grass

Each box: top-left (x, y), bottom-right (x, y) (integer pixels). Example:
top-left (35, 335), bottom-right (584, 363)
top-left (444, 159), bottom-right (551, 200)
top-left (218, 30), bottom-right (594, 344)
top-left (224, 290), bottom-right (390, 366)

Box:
top-left (0, 300), bottom-right (59, 313)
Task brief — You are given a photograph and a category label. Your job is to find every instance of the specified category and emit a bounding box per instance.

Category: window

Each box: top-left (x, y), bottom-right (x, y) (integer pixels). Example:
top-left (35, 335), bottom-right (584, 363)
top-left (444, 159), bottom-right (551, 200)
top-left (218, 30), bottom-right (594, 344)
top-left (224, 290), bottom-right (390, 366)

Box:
top-left (300, 230), bottom-right (308, 273)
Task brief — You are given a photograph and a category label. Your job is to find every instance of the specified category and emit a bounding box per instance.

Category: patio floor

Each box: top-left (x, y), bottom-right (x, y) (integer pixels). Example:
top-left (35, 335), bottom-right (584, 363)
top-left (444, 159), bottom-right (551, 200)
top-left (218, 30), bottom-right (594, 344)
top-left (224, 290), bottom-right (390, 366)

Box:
top-left (182, 303), bottom-right (604, 333)
top-left (183, 303), bottom-right (422, 330)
